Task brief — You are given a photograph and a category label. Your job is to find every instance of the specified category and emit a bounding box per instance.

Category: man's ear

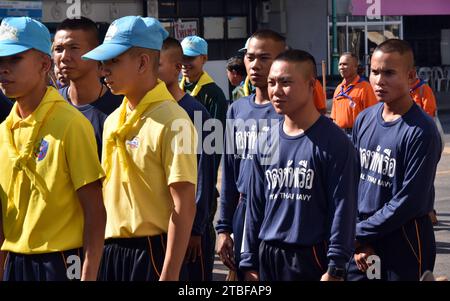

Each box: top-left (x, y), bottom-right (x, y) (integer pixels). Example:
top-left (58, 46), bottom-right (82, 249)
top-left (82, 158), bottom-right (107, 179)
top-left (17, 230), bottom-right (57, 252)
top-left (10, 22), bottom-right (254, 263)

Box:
top-left (310, 77), bottom-right (316, 90)
top-left (408, 69), bottom-right (417, 86)
top-left (175, 62), bottom-right (182, 73)
top-left (406, 69), bottom-right (416, 88)
top-left (41, 54), bottom-right (52, 74)
top-left (138, 53), bottom-right (151, 73)
top-left (201, 55), bottom-right (208, 65)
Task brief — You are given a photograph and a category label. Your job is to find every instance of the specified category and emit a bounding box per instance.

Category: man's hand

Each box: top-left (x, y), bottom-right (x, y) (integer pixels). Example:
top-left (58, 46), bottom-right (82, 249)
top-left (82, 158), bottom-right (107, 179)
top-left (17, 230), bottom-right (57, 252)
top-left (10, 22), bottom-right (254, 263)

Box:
top-left (217, 232), bottom-right (235, 270)
top-left (320, 272), bottom-right (344, 281)
top-left (354, 245), bottom-right (376, 273)
top-left (244, 270), bottom-right (259, 281)
top-left (185, 235), bottom-right (202, 263)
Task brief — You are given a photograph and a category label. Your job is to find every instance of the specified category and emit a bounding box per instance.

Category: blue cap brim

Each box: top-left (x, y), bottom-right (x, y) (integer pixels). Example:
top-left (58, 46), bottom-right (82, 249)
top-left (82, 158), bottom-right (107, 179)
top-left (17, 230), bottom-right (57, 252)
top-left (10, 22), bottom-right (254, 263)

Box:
top-left (0, 44), bottom-right (32, 57)
top-left (182, 48), bottom-right (202, 57)
top-left (82, 43), bottom-right (131, 61)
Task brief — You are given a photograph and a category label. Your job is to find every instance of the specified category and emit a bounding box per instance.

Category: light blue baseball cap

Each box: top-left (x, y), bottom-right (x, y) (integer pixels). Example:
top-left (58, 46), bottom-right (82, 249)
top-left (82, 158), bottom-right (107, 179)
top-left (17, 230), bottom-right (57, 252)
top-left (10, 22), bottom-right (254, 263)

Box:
top-left (0, 17), bottom-right (51, 57)
top-left (238, 37), bottom-right (251, 53)
top-left (181, 35), bottom-right (208, 57)
top-left (142, 17), bottom-right (169, 45)
top-left (82, 16), bottom-right (169, 61)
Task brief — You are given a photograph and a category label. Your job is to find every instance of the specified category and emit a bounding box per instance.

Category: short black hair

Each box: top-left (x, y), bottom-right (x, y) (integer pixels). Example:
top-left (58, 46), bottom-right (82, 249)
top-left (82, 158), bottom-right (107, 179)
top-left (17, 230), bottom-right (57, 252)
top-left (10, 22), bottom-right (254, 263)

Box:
top-left (274, 49), bottom-right (316, 79)
top-left (162, 37), bottom-right (183, 62)
top-left (374, 39), bottom-right (415, 67)
top-left (162, 37), bottom-right (182, 51)
top-left (56, 17), bottom-right (100, 47)
top-left (226, 56), bottom-right (246, 76)
top-left (340, 52), bottom-right (359, 64)
top-left (375, 39), bottom-right (413, 55)
top-left (308, 53), bottom-right (318, 77)
top-left (249, 29), bottom-right (286, 45)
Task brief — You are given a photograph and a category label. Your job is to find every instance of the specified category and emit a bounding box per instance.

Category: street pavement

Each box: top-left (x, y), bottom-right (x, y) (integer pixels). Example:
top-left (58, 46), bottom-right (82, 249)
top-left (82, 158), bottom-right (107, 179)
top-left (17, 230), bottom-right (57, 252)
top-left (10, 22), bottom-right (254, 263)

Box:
top-left (432, 113), bottom-right (450, 280)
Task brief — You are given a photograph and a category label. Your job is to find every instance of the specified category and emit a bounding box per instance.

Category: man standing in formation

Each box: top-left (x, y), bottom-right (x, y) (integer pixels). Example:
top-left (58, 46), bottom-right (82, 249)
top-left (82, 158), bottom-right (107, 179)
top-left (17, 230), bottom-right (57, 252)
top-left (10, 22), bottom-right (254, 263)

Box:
top-left (0, 17), bottom-right (105, 281)
top-left (331, 52), bottom-right (377, 137)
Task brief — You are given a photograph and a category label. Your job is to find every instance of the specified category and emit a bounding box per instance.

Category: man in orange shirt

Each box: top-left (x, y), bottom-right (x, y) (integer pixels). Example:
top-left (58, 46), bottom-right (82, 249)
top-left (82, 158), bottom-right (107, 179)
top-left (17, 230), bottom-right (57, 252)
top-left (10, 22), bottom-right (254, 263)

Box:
top-left (331, 53), bottom-right (377, 135)
top-left (308, 55), bottom-right (327, 114)
top-left (410, 76), bottom-right (436, 117)
top-left (314, 79), bottom-right (327, 114)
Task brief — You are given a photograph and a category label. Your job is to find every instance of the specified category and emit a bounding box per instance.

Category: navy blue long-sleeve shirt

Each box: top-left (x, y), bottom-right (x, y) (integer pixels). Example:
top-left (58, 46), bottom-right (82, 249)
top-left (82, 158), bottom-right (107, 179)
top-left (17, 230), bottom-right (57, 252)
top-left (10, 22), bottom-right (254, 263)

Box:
top-left (240, 116), bottom-right (358, 271)
top-left (179, 93), bottom-right (214, 236)
top-left (60, 86), bottom-right (122, 159)
top-left (352, 103), bottom-right (441, 243)
top-left (215, 95), bottom-right (281, 234)
top-left (184, 81), bottom-right (227, 198)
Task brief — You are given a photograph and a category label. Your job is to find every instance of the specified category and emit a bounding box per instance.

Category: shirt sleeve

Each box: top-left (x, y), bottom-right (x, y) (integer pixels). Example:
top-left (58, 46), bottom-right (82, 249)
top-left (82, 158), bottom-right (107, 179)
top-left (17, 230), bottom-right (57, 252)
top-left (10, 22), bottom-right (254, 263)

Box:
top-left (161, 117), bottom-right (198, 186)
top-left (202, 86), bottom-right (227, 191)
top-left (356, 130), bottom-right (441, 243)
top-left (239, 153), bottom-right (265, 271)
top-left (216, 106), bottom-right (241, 234)
top-left (191, 111), bottom-right (214, 236)
top-left (64, 115), bottom-right (105, 191)
top-left (325, 138), bottom-right (359, 269)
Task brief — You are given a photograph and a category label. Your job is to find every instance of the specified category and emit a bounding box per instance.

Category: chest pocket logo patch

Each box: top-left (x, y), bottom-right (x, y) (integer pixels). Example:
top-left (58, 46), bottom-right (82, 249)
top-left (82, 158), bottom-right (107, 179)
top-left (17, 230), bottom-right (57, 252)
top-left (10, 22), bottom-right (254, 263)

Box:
top-left (35, 139), bottom-right (49, 161)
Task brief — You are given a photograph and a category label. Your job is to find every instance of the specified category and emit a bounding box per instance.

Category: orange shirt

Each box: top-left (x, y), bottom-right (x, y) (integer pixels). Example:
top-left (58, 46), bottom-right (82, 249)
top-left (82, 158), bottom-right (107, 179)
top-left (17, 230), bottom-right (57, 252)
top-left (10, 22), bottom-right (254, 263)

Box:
top-left (331, 75), bottom-right (377, 129)
top-left (410, 78), bottom-right (436, 117)
top-left (313, 79), bottom-right (326, 111)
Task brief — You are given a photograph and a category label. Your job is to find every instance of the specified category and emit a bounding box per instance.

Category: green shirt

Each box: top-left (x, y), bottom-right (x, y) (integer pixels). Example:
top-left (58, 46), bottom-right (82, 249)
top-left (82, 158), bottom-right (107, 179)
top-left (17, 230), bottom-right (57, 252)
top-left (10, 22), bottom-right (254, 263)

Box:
top-left (184, 81), bottom-right (227, 129)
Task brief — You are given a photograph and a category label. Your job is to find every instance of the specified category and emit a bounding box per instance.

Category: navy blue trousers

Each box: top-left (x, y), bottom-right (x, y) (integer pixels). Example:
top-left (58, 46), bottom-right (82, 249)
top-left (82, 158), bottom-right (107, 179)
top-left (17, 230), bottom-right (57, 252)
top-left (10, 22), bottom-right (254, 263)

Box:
top-left (3, 248), bottom-right (82, 281)
top-left (347, 215), bottom-right (436, 281)
top-left (98, 235), bottom-right (183, 281)
top-left (259, 240), bottom-right (328, 281)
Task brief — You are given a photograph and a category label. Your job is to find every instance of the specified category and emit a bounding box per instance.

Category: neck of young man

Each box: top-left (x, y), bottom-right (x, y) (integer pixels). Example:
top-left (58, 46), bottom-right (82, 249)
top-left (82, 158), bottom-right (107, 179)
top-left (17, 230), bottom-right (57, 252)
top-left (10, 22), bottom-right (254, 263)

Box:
top-left (283, 100), bottom-right (320, 136)
top-left (69, 72), bottom-right (104, 106)
top-left (166, 80), bottom-right (186, 102)
top-left (185, 71), bottom-right (203, 84)
top-left (16, 84), bottom-right (48, 119)
top-left (382, 94), bottom-right (414, 122)
top-left (127, 76), bottom-right (158, 110)
top-left (254, 85), bottom-right (271, 105)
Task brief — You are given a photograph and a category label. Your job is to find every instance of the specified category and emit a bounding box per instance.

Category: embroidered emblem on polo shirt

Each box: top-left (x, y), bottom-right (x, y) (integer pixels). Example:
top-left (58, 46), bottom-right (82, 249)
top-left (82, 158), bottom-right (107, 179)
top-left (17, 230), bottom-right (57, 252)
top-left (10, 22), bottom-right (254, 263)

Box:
top-left (126, 136), bottom-right (140, 149)
top-left (35, 139), bottom-right (49, 161)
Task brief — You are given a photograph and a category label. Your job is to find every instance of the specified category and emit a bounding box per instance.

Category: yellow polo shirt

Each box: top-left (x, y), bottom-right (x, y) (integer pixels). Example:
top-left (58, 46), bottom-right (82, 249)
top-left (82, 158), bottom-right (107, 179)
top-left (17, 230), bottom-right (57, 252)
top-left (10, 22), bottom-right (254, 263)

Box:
top-left (102, 87), bottom-right (197, 239)
top-left (0, 87), bottom-right (104, 254)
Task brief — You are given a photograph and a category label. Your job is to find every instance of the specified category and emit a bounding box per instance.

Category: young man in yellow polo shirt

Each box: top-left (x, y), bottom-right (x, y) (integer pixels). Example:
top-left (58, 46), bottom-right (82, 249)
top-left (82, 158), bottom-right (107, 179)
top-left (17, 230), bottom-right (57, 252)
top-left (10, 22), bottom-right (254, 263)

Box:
top-left (82, 16), bottom-right (197, 281)
top-left (0, 17), bottom-right (106, 281)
